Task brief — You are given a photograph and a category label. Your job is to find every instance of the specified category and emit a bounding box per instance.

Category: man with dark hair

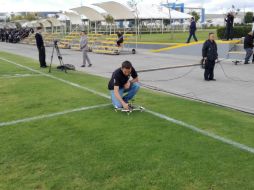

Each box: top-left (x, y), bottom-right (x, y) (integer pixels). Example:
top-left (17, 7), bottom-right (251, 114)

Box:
top-left (80, 31), bottom-right (92, 67)
top-left (186, 17), bottom-right (198, 43)
top-left (35, 27), bottom-right (47, 68)
top-left (202, 32), bottom-right (218, 81)
top-left (243, 32), bottom-right (254, 64)
top-left (108, 61), bottom-right (140, 110)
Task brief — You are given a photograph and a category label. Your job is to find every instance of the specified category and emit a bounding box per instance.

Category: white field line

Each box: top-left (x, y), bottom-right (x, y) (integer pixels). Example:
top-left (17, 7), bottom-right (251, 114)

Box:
top-left (0, 57), bottom-right (110, 99)
top-left (0, 73), bottom-right (43, 79)
top-left (0, 104), bottom-right (111, 127)
top-left (1, 57), bottom-right (254, 154)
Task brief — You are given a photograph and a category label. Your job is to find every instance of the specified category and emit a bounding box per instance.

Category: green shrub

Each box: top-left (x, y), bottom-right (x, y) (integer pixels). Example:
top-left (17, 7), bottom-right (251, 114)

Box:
top-left (217, 26), bottom-right (252, 39)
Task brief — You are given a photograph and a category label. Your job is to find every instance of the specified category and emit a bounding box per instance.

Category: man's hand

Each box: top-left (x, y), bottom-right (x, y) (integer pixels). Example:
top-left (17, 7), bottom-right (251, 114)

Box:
top-left (123, 102), bottom-right (129, 110)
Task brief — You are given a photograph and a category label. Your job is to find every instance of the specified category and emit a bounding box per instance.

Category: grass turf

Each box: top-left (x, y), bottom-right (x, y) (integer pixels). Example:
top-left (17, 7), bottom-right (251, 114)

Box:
top-left (0, 51), bottom-right (254, 190)
top-left (137, 30), bottom-right (217, 44)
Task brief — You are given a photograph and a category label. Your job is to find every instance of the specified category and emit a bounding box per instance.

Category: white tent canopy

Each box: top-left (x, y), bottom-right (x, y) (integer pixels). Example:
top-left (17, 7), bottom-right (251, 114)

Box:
top-left (38, 19), bottom-right (51, 28)
top-left (22, 22), bottom-right (34, 28)
top-left (62, 11), bottom-right (83, 25)
top-left (47, 17), bottom-right (62, 27)
top-left (93, 1), bottom-right (135, 20)
top-left (71, 5), bottom-right (105, 21)
top-left (136, 3), bottom-right (192, 20)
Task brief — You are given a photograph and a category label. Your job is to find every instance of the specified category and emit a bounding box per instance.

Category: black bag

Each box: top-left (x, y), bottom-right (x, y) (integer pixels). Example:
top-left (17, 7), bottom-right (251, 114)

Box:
top-left (200, 58), bottom-right (206, 69)
top-left (57, 64), bottom-right (76, 70)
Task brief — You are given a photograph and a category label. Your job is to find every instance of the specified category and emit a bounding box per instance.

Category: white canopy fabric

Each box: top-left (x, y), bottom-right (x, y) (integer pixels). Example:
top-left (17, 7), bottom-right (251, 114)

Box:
top-left (137, 3), bottom-right (192, 20)
top-left (93, 1), bottom-right (135, 20)
top-left (30, 20), bottom-right (41, 27)
top-left (0, 23), bottom-right (16, 29)
top-left (167, 9), bottom-right (192, 20)
top-left (71, 5), bottom-right (105, 21)
top-left (62, 11), bottom-right (83, 25)
top-left (47, 17), bottom-right (62, 27)
top-left (22, 22), bottom-right (34, 28)
top-left (38, 19), bottom-right (51, 28)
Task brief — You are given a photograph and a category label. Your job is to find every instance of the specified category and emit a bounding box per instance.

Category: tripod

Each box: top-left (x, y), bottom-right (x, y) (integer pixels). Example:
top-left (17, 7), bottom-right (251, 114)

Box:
top-left (49, 40), bottom-right (67, 73)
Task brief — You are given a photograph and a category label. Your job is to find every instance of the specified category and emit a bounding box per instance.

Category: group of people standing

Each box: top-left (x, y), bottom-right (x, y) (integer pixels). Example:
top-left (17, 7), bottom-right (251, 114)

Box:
top-left (0, 28), bottom-right (32, 43)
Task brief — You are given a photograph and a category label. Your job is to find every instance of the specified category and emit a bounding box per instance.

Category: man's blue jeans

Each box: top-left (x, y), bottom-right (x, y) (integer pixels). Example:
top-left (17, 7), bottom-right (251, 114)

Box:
top-left (110, 82), bottom-right (140, 108)
top-left (245, 48), bottom-right (254, 63)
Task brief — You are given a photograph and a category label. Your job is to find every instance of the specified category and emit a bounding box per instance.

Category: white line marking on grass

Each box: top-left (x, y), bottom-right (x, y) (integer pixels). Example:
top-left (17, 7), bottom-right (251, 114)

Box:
top-left (145, 110), bottom-right (254, 154)
top-left (0, 73), bottom-right (43, 79)
top-left (0, 104), bottom-right (111, 127)
top-left (0, 57), bottom-right (110, 99)
top-left (1, 56), bottom-right (254, 154)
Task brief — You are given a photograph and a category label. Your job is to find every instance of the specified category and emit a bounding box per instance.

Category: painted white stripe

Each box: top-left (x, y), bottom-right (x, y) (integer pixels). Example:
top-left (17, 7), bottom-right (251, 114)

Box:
top-left (0, 57), bottom-right (110, 99)
top-left (0, 104), bottom-right (110, 127)
top-left (145, 109), bottom-right (254, 154)
top-left (1, 56), bottom-right (254, 154)
top-left (0, 73), bottom-right (43, 79)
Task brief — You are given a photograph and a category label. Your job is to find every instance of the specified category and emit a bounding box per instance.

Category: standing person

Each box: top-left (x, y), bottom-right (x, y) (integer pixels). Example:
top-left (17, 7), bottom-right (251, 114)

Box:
top-left (108, 61), bottom-right (140, 110)
top-left (80, 31), bottom-right (92, 67)
top-left (202, 33), bottom-right (218, 81)
top-left (116, 31), bottom-right (124, 47)
top-left (243, 32), bottom-right (254, 64)
top-left (224, 13), bottom-right (234, 40)
top-left (35, 27), bottom-right (47, 68)
top-left (186, 17), bottom-right (198, 43)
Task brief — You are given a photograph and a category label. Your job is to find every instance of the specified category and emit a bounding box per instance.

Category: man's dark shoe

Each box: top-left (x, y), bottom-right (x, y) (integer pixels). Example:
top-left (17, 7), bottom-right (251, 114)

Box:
top-left (88, 64), bottom-right (92, 67)
top-left (244, 62), bottom-right (249, 64)
top-left (81, 65), bottom-right (86, 67)
top-left (210, 79), bottom-right (216, 81)
top-left (204, 79), bottom-right (210, 81)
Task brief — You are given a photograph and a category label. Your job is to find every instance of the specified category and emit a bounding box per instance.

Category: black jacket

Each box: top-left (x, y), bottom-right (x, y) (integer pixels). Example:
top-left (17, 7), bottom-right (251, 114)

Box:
top-left (35, 33), bottom-right (44, 48)
top-left (190, 21), bottom-right (196, 33)
top-left (244, 34), bottom-right (254, 49)
top-left (202, 40), bottom-right (218, 61)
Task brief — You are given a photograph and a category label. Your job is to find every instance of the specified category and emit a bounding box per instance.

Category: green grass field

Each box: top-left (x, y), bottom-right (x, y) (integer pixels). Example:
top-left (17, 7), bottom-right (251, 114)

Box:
top-left (138, 30), bottom-right (217, 43)
top-left (0, 51), bottom-right (254, 190)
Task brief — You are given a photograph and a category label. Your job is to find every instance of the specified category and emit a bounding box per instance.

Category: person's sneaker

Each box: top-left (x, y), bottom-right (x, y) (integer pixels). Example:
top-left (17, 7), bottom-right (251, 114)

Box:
top-left (210, 79), bottom-right (216, 81)
top-left (81, 65), bottom-right (86, 67)
top-left (244, 62), bottom-right (249, 64)
top-left (88, 64), bottom-right (92, 67)
top-left (204, 79), bottom-right (210, 81)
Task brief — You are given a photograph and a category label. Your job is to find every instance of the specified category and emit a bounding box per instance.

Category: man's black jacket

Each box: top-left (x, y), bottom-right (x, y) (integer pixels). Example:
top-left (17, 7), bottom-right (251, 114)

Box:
top-left (202, 40), bottom-right (218, 61)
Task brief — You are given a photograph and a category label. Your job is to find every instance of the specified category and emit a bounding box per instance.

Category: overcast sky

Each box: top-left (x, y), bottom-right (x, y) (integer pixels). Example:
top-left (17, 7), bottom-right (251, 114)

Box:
top-left (0, 0), bottom-right (253, 14)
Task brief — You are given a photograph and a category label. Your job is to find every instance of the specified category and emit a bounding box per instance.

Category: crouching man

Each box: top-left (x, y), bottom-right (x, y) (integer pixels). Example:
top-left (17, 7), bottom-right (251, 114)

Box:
top-left (108, 61), bottom-right (140, 110)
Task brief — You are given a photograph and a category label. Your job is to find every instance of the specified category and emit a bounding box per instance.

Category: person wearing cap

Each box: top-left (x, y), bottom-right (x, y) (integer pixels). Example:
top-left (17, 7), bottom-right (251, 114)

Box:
top-left (80, 31), bottom-right (92, 67)
top-left (35, 27), bottom-right (47, 68)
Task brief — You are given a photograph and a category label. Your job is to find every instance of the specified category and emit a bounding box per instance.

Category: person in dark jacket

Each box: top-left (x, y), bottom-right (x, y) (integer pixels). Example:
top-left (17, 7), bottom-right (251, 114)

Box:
top-left (116, 31), bottom-right (124, 47)
top-left (243, 32), bottom-right (254, 64)
top-left (35, 27), bottom-right (47, 68)
top-left (186, 17), bottom-right (198, 43)
top-left (224, 13), bottom-right (234, 40)
top-left (202, 33), bottom-right (218, 81)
